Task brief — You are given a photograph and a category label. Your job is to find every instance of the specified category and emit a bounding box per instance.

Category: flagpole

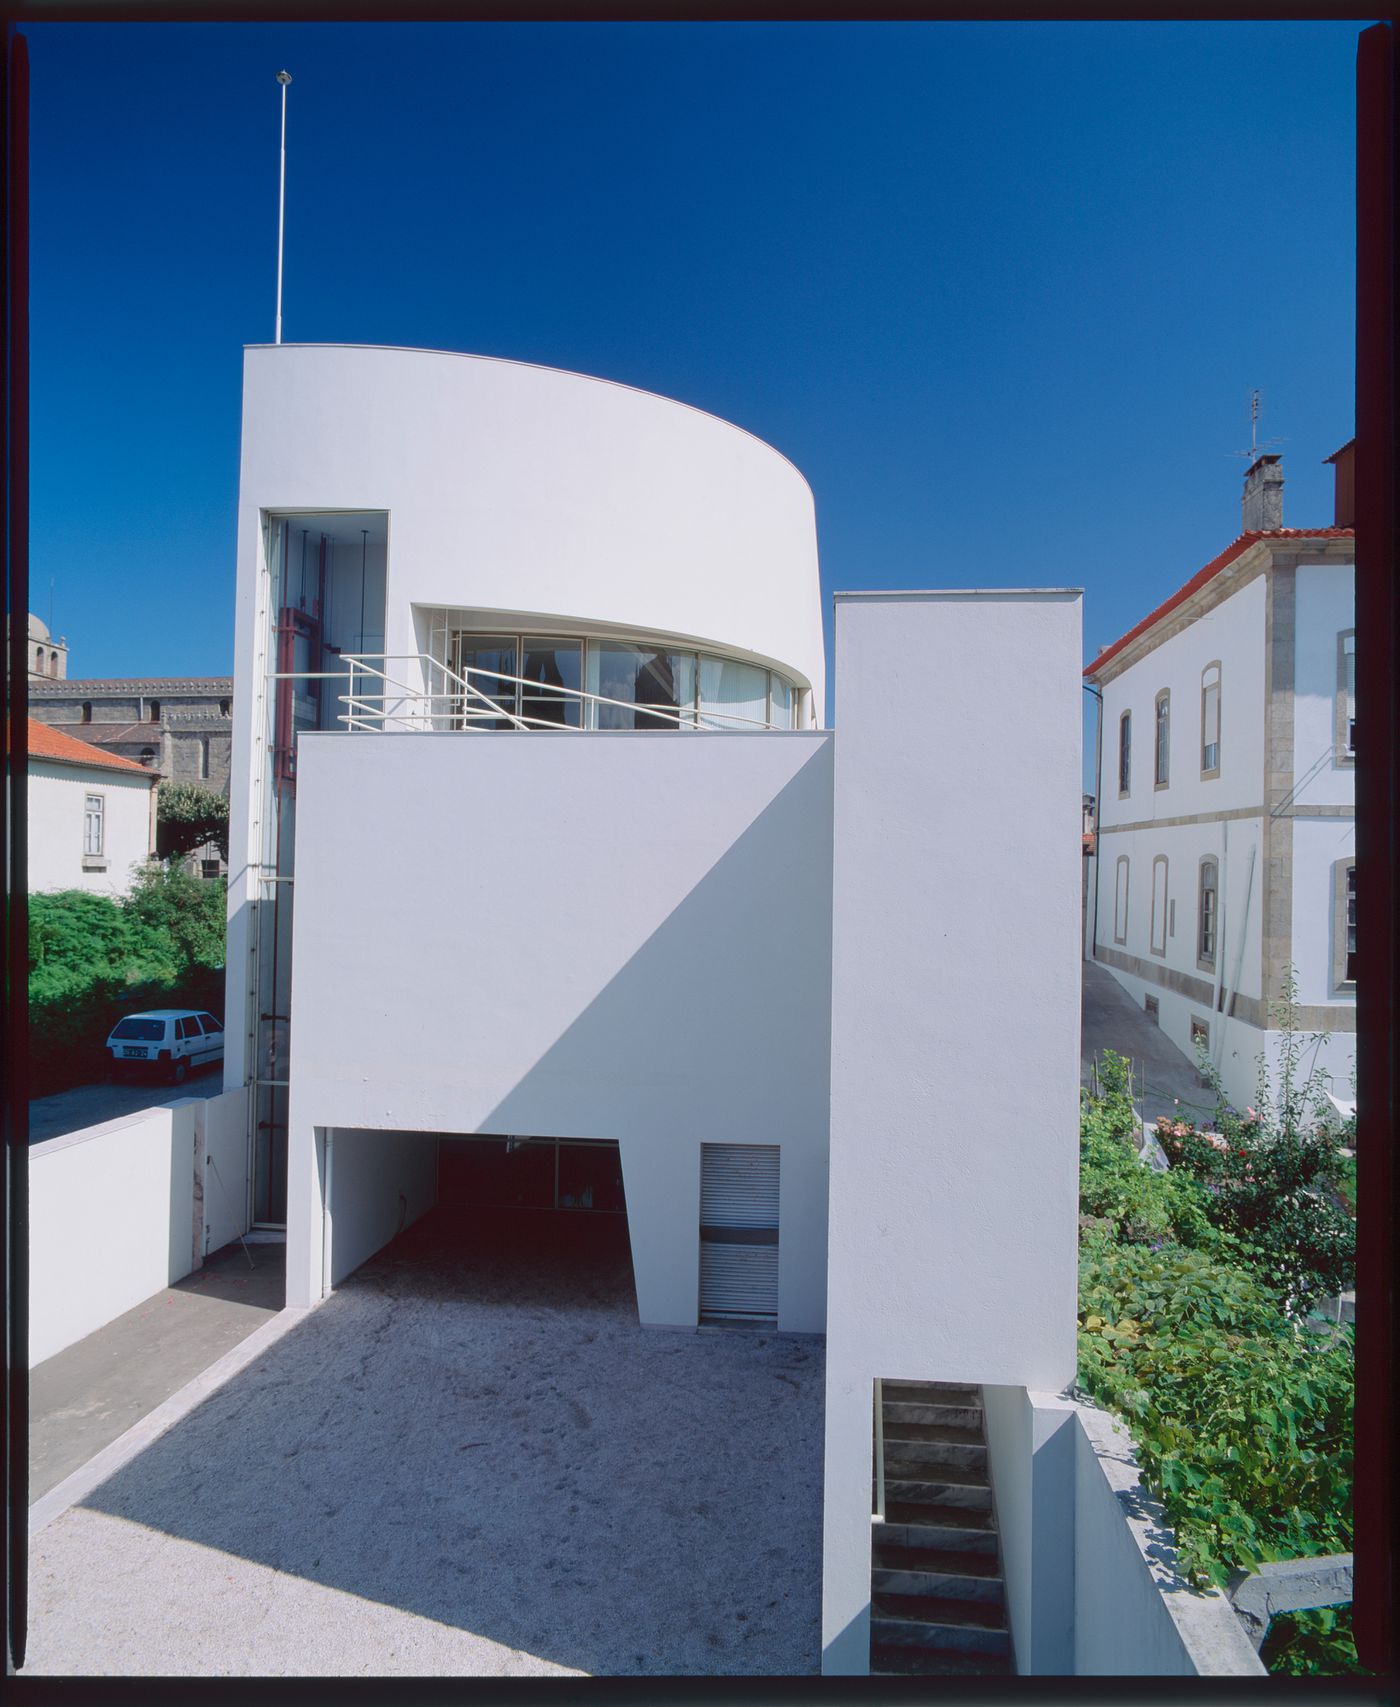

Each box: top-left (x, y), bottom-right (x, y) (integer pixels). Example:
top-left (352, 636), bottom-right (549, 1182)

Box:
top-left (275, 71), bottom-right (292, 345)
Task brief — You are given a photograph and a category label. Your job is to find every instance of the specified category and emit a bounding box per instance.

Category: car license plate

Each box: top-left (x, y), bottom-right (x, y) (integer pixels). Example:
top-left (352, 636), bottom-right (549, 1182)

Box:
top-left (123, 1047), bottom-right (147, 1059)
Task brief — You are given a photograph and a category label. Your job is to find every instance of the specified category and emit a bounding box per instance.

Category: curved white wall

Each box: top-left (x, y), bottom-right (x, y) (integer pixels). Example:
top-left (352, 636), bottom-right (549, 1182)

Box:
top-left (236, 343), bottom-right (825, 710)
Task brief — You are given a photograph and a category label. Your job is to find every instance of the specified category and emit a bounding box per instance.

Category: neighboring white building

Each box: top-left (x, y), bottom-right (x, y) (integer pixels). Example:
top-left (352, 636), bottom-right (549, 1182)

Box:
top-left (1084, 449), bottom-right (1356, 1113)
top-left (218, 340), bottom-right (1243, 1677)
top-left (27, 717), bottom-right (157, 898)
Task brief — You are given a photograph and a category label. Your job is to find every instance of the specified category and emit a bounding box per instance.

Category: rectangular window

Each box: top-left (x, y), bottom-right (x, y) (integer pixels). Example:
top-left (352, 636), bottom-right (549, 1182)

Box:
top-left (1336, 631), bottom-right (1355, 762)
top-left (1113, 856), bottom-right (1130, 945)
top-left (1154, 692), bottom-right (1170, 788)
top-left (520, 638), bottom-right (584, 729)
top-left (83, 793), bottom-right (104, 857)
top-left (1190, 1017), bottom-right (1209, 1049)
top-left (1333, 860), bottom-right (1357, 989)
top-left (1150, 856), bottom-right (1168, 956)
top-left (1118, 712), bottom-right (1131, 796)
top-left (1144, 994), bottom-right (1159, 1023)
top-left (1197, 858), bottom-right (1218, 970)
top-left (1201, 663), bottom-right (1221, 776)
top-left (587, 642), bottom-right (698, 730)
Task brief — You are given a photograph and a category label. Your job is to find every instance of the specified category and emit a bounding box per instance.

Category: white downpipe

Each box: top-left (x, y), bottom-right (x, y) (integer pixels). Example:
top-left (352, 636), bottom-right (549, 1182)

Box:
top-left (1210, 819), bottom-right (1229, 1022)
top-left (1214, 843), bottom-right (1257, 1078)
top-left (873, 1378), bottom-right (886, 1524)
top-left (321, 1130), bottom-right (334, 1299)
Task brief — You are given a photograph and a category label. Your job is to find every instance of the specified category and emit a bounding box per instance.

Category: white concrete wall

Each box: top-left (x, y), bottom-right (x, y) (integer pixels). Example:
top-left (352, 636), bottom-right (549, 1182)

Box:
top-left (286, 729), bottom-right (834, 1331)
top-left (201, 1085), bottom-right (251, 1257)
top-left (27, 761), bottom-right (153, 898)
top-left (982, 1386), bottom-right (1078, 1675)
top-left (29, 1102), bottom-right (200, 1365)
top-left (1096, 573), bottom-right (1266, 833)
top-left (1291, 562), bottom-right (1355, 809)
top-left (821, 590), bottom-right (1082, 1674)
top-left (325, 1128), bottom-right (439, 1288)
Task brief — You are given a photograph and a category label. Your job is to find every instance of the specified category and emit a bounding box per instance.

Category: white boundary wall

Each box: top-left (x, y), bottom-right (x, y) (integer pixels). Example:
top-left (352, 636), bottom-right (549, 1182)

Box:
top-left (983, 1387), bottom-right (1265, 1675)
top-left (287, 729), bottom-right (834, 1331)
top-left (30, 1090), bottom-right (251, 1367)
top-left (821, 590), bottom-right (1082, 1674)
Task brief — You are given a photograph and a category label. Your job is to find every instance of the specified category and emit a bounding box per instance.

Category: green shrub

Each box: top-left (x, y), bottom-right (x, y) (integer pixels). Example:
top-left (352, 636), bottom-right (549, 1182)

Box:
top-left (155, 782), bottom-right (229, 863)
top-left (27, 868), bottom-right (228, 1098)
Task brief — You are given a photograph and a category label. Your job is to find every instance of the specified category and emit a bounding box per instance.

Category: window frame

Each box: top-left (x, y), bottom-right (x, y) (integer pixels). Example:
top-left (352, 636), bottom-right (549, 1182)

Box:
top-left (1335, 630), bottom-right (1355, 766)
top-left (1118, 711), bottom-right (1131, 797)
top-left (1149, 854), bottom-right (1169, 957)
top-left (1153, 690), bottom-right (1170, 790)
top-left (1200, 661), bottom-right (1221, 779)
top-left (83, 792), bottom-right (105, 860)
top-left (1113, 855), bottom-right (1130, 945)
top-left (1197, 855), bottom-right (1219, 973)
top-left (1332, 859), bottom-right (1357, 992)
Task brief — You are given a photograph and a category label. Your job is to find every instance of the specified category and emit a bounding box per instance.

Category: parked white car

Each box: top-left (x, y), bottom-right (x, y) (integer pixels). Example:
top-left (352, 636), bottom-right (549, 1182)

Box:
top-left (105, 1009), bottom-right (225, 1084)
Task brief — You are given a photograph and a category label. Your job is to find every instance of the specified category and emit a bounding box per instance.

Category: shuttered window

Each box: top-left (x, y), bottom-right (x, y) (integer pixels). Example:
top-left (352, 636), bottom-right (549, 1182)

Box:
top-left (699, 1144), bottom-right (779, 1323)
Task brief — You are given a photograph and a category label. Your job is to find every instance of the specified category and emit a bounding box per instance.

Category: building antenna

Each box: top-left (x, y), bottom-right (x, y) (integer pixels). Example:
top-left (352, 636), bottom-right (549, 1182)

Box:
top-left (1230, 388), bottom-right (1284, 463)
top-left (274, 71), bottom-right (292, 345)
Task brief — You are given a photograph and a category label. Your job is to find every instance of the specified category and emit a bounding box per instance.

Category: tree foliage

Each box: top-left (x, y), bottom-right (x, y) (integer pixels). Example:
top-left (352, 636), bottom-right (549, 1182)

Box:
top-left (27, 866), bottom-right (227, 1096)
top-left (156, 782), bottom-right (229, 862)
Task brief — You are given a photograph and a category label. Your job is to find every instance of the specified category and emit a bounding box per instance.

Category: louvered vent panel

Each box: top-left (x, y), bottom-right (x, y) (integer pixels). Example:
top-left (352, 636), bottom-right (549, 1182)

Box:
top-left (700, 1143), bottom-right (780, 1229)
top-left (699, 1243), bottom-right (779, 1321)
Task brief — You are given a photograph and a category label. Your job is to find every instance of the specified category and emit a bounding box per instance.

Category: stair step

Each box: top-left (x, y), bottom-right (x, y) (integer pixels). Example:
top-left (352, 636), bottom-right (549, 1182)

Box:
top-left (872, 1619), bottom-right (1010, 1657)
top-left (882, 1479), bottom-right (993, 1513)
top-left (873, 1563), bottom-right (1005, 1603)
top-left (882, 1456), bottom-right (987, 1488)
top-left (883, 1438), bottom-right (986, 1473)
top-left (874, 1591), bottom-right (1008, 1634)
top-left (872, 1541), bottom-right (1000, 1578)
top-left (870, 1642), bottom-right (1013, 1677)
top-left (877, 1505), bottom-right (999, 1554)
top-left (884, 1419), bottom-right (986, 1448)
top-left (884, 1395), bottom-right (984, 1425)
top-left (882, 1382), bottom-right (980, 1409)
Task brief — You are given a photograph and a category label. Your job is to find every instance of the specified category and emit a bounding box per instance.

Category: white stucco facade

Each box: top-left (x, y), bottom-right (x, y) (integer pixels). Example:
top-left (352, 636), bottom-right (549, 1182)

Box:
top-left (1088, 533), bottom-right (1355, 1112)
top-left (27, 755), bottom-right (154, 898)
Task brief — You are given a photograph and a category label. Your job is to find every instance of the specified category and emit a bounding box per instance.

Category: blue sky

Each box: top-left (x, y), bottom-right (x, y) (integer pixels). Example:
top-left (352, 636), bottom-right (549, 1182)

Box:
top-left (25, 21), bottom-right (1359, 778)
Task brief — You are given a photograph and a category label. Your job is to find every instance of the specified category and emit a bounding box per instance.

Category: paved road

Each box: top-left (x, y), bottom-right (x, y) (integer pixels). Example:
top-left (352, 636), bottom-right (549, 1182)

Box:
top-left (29, 1067), bottom-right (224, 1146)
top-left (1081, 957), bottom-right (1216, 1127)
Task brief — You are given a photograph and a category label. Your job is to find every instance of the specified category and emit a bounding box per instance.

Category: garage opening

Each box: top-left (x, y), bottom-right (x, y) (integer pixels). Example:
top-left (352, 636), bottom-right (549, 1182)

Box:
top-left (321, 1130), bottom-right (636, 1317)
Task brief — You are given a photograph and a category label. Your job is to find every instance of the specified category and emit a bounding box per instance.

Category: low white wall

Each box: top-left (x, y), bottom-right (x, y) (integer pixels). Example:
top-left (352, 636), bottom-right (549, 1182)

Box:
top-left (202, 1085), bottom-right (251, 1257)
top-left (326, 1128), bottom-right (439, 1288)
top-left (1071, 1399), bottom-right (1264, 1676)
top-left (30, 1103), bottom-right (200, 1366)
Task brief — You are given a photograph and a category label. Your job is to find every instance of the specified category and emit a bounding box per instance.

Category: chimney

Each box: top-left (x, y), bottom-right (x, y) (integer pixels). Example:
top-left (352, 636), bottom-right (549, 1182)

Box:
top-left (1241, 454), bottom-right (1284, 532)
top-left (1324, 440), bottom-right (1355, 527)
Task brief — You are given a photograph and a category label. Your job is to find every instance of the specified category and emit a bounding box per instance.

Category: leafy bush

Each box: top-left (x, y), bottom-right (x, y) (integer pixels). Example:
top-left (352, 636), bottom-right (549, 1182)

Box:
top-left (27, 867), bottom-right (228, 1097)
top-left (1079, 1040), bottom-right (1359, 1675)
top-left (1077, 1230), bottom-right (1353, 1588)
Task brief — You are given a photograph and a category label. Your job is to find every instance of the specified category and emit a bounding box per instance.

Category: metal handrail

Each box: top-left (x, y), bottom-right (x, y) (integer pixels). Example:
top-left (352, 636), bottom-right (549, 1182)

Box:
top-left (874, 1377), bottom-right (886, 1523)
top-left (333, 651), bottom-right (786, 734)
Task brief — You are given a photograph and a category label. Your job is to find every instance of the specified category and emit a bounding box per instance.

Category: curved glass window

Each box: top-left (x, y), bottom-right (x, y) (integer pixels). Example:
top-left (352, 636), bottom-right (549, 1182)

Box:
top-left (434, 620), bottom-right (800, 731)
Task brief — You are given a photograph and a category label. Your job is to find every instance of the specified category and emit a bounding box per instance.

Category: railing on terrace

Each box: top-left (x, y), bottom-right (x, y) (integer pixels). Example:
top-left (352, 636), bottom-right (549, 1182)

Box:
top-left (270, 653), bottom-right (794, 734)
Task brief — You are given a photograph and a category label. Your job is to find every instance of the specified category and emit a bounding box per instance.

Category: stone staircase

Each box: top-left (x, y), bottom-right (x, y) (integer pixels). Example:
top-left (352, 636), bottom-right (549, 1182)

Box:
top-left (869, 1381), bottom-right (1013, 1676)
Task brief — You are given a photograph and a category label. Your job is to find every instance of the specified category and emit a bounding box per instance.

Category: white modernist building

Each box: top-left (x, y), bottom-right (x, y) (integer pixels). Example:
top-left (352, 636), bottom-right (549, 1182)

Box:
top-left (27, 717), bottom-right (157, 897)
top-left (1085, 450), bottom-right (1356, 1113)
top-left (224, 342), bottom-right (1095, 1674)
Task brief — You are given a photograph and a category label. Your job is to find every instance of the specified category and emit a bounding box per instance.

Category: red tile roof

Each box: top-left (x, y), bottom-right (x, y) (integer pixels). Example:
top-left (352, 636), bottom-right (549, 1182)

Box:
top-left (1084, 528), bottom-right (1356, 678)
top-left (27, 718), bottom-right (155, 775)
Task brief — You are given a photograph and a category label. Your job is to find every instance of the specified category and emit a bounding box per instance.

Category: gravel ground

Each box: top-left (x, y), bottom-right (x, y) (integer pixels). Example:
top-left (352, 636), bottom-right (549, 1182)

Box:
top-left (25, 1208), bottom-right (825, 1677)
